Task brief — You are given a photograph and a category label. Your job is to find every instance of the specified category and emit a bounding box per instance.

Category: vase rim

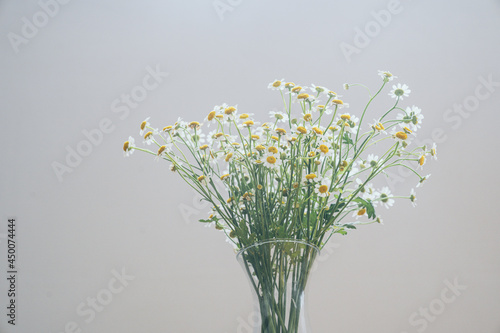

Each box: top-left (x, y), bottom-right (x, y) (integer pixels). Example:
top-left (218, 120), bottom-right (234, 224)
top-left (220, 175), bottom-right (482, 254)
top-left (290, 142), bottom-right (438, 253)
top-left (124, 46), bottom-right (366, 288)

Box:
top-left (236, 238), bottom-right (320, 259)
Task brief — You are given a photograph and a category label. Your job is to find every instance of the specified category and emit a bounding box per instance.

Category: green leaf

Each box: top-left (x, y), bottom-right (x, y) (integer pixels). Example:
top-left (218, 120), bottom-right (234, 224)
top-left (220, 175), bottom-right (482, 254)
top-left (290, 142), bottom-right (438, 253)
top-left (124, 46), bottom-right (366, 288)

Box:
top-left (353, 197), bottom-right (376, 219)
top-left (342, 133), bottom-right (353, 145)
top-left (336, 228), bottom-right (348, 235)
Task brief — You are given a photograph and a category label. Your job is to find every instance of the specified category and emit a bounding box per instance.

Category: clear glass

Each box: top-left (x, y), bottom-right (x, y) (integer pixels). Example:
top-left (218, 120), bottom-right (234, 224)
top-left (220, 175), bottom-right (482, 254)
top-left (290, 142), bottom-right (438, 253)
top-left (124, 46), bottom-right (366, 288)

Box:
top-left (236, 239), bottom-right (320, 333)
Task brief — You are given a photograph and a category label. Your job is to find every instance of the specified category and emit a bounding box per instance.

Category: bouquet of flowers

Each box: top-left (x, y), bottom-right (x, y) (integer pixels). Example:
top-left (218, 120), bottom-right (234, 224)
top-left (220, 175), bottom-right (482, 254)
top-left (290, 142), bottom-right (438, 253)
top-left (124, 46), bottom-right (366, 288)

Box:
top-left (123, 70), bottom-right (435, 250)
top-left (123, 71), bottom-right (436, 332)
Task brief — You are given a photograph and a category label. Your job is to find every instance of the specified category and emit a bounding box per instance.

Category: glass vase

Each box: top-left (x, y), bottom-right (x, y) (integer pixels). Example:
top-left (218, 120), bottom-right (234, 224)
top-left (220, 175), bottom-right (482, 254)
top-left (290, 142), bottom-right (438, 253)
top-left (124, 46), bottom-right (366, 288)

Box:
top-left (236, 239), bottom-right (320, 333)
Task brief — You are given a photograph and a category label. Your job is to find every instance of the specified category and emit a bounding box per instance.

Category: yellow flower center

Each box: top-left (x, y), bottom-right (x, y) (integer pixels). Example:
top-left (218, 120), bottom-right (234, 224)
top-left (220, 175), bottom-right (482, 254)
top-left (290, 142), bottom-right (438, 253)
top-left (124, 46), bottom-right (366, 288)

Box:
top-left (225, 153), bottom-right (233, 162)
top-left (319, 144), bottom-right (329, 153)
top-left (123, 141), bottom-right (129, 151)
top-left (309, 151), bottom-right (316, 157)
top-left (419, 155), bottom-right (425, 166)
top-left (312, 127), bottom-right (323, 135)
top-left (243, 120), bottom-right (255, 126)
top-left (162, 125), bottom-right (173, 132)
top-left (357, 208), bottom-right (366, 215)
top-left (200, 144), bottom-right (209, 150)
top-left (297, 93), bottom-right (309, 99)
top-left (318, 185), bottom-right (328, 194)
top-left (216, 114), bottom-right (224, 119)
top-left (340, 114), bottom-right (351, 120)
top-left (239, 114), bottom-right (249, 119)
top-left (285, 82), bottom-right (295, 88)
top-left (266, 156), bottom-right (277, 164)
top-left (395, 131), bottom-right (408, 140)
top-left (332, 99), bottom-right (344, 105)
top-left (255, 145), bottom-right (265, 151)
top-left (214, 133), bottom-right (224, 138)
top-left (272, 80), bottom-right (281, 87)
top-left (144, 131), bottom-right (153, 139)
top-left (251, 135), bottom-right (260, 140)
top-left (291, 86), bottom-right (302, 93)
top-left (197, 175), bottom-right (206, 182)
top-left (276, 128), bottom-right (286, 135)
top-left (268, 146), bottom-right (278, 154)
top-left (189, 121), bottom-right (200, 129)
top-left (271, 136), bottom-right (279, 141)
top-left (140, 121), bottom-right (147, 130)
top-left (157, 145), bottom-right (166, 155)
top-left (257, 184), bottom-right (263, 190)
top-left (305, 173), bottom-right (317, 180)
top-left (225, 106), bottom-right (236, 114)
top-left (303, 114), bottom-right (312, 121)
top-left (220, 174), bottom-right (230, 180)
top-left (207, 111), bottom-right (216, 121)
top-left (297, 126), bottom-right (307, 134)
top-left (404, 126), bottom-right (412, 134)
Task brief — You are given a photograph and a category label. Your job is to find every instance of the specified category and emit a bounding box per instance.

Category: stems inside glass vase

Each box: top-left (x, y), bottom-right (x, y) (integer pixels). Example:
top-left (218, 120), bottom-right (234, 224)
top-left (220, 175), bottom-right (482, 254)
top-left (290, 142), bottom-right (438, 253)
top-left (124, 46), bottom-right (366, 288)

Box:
top-left (237, 240), bottom-right (319, 333)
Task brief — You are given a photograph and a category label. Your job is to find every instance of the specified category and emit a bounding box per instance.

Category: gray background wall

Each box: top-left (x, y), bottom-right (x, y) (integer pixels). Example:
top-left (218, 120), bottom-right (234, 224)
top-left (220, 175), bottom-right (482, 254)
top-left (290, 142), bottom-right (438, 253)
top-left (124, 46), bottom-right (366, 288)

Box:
top-left (1, 0), bottom-right (499, 332)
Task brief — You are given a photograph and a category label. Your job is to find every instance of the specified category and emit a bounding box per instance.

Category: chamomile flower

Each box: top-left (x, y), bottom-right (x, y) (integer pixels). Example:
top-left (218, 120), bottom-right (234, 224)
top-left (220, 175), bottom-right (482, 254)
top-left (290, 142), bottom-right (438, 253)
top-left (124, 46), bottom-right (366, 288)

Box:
top-left (416, 174), bottom-right (431, 188)
top-left (269, 111), bottom-right (289, 123)
top-left (205, 110), bottom-right (217, 125)
top-left (366, 154), bottom-right (379, 167)
top-left (303, 173), bottom-right (318, 183)
top-left (315, 104), bottom-right (328, 114)
top-left (378, 187), bottom-right (395, 209)
top-left (409, 188), bottom-right (417, 207)
top-left (304, 95), bottom-right (317, 104)
top-left (417, 153), bottom-right (427, 169)
top-left (268, 78), bottom-right (285, 90)
top-left (430, 143), bottom-right (438, 160)
top-left (389, 83), bottom-right (411, 100)
top-left (352, 207), bottom-right (366, 218)
top-left (391, 128), bottom-right (409, 141)
top-left (292, 123), bottom-right (310, 135)
top-left (370, 119), bottom-right (387, 134)
top-left (310, 84), bottom-right (328, 95)
top-left (331, 99), bottom-right (349, 109)
top-left (316, 144), bottom-right (331, 156)
top-left (314, 180), bottom-right (330, 198)
top-left (139, 117), bottom-right (151, 135)
top-left (122, 136), bottom-right (135, 157)
top-left (362, 183), bottom-right (378, 203)
top-left (290, 85), bottom-right (304, 95)
top-left (327, 91), bottom-right (341, 98)
top-left (143, 131), bottom-right (155, 145)
top-left (263, 153), bottom-right (281, 169)
top-left (378, 70), bottom-right (397, 81)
